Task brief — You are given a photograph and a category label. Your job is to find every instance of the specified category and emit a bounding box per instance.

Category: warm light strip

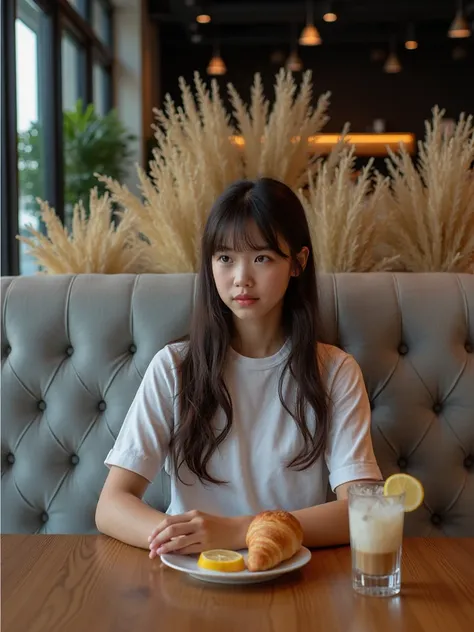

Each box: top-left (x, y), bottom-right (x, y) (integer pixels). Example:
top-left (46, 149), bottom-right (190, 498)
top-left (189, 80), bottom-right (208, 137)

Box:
top-left (230, 133), bottom-right (416, 156)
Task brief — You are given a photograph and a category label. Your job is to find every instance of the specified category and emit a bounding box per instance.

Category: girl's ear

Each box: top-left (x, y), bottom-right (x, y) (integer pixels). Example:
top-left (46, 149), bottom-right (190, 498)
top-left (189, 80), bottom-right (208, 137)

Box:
top-left (291, 247), bottom-right (310, 277)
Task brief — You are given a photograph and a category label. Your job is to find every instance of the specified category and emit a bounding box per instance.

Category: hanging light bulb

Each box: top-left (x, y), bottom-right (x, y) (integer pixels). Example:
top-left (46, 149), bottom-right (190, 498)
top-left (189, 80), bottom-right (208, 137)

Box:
top-left (287, 23), bottom-right (304, 70)
top-left (405, 23), bottom-right (418, 49)
top-left (448, 4), bottom-right (471, 38)
top-left (207, 54), bottom-right (226, 75)
top-left (323, 1), bottom-right (337, 22)
top-left (270, 50), bottom-right (286, 65)
top-left (384, 52), bottom-right (402, 72)
top-left (299, 24), bottom-right (322, 45)
top-left (207, 45), bottom-right (226, 75)
top-left (286, 51), bottom-right (303, 72)
top-left (299, 1), bottom-right (322, 45)
top-left (196, 14), bottom-right (211, 24)
top-left (384, 39), bottom-right (402, 73)
top-left (370, 48), bottom-right (385, 62)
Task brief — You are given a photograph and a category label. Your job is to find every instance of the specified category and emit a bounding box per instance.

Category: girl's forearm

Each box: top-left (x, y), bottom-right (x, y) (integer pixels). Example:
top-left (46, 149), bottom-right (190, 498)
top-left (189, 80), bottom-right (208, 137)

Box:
top-left (291, 500), bottom-right (350, 548)
top-left (96, 491), bottom-right (167, 549)
top-left (95, 494), bottom-right (350, 552)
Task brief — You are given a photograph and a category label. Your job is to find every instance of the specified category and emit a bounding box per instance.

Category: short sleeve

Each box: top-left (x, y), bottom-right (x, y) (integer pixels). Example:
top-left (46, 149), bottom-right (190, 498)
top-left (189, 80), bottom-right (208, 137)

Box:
top-left (325, 355), bottom-right (382, 491)
top-left (104, 347), bottom-right (177, 483)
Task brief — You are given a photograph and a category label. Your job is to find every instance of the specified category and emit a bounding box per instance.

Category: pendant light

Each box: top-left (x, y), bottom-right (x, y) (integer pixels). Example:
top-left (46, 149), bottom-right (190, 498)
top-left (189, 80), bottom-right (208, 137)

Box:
top-left (384, 38), bottom-right (402, 73)
top-left (405, 23), bottom-right (418, 50)
top-left (287, 24), bottom-right (303, 71)
top-left (448, 1), bottom-right (471, 38)
top-left (196, 14), bottom-right (211, 24)
top-left (207, 41), bottom-right (226, 75)
top-left (286, 51), bottom-right (303, 71)
top-left (299, 1), bottom-right (322, 46)
top-left (323, 2), bottom-right (337, 23)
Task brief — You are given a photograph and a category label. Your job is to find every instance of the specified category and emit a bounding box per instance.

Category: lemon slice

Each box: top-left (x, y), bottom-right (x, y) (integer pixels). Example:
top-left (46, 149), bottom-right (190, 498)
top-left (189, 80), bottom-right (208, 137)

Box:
top-left (197, 549), bottom-right (245, 573)
top-left (383, 473), bottom-right (424, 512)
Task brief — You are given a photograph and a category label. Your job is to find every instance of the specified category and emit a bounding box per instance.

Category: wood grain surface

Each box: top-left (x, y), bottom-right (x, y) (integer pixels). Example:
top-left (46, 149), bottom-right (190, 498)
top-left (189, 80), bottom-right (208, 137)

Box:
top-left (2, 536), bottom-right (474, 632)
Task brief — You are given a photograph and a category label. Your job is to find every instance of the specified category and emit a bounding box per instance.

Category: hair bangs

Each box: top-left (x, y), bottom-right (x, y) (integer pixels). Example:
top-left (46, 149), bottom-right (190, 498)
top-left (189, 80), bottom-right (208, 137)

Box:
top-left (211, 193), bottom-right (287, 257)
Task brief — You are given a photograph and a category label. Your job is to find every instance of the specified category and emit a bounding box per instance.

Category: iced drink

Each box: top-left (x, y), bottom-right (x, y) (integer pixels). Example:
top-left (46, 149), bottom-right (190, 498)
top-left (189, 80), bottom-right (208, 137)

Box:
top-left (348, 482), bottom-right (405, 597)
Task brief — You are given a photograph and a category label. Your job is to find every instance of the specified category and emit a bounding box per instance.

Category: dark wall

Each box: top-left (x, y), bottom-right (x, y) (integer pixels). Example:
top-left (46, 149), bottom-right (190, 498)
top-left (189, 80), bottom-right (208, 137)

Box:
top-left (158, 40), bottom-right (474, 141)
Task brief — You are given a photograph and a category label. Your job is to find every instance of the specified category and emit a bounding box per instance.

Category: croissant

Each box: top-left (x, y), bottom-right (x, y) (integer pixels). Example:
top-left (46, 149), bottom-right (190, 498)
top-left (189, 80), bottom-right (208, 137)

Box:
top-left (246, 510), bottom-right (303, 572)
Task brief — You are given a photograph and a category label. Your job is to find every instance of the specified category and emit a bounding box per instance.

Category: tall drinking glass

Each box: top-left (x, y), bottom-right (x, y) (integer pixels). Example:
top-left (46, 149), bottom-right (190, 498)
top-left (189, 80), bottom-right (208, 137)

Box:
top-left (348, 482), bottom-right (405, 597)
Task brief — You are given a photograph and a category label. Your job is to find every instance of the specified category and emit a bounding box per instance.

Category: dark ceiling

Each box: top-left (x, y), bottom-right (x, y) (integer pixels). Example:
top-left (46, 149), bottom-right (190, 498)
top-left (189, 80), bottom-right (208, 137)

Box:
top-left (148, 0), bottom-right (474, 47)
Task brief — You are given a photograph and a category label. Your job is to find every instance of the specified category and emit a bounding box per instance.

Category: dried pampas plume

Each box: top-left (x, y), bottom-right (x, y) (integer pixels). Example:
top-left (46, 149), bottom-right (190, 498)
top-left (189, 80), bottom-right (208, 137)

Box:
top-left (99, 72), bottom-right (243, 273)
top-left (383, 106), bottom-right (474, 272)
top-left (99, 70), bottom-right (331, 273)
top-left (300, 141), bottom-right (398, 272)
top-left (16, 189), bottom-right (148, 274)
top-left (229, 69), bottom-right (330, 187)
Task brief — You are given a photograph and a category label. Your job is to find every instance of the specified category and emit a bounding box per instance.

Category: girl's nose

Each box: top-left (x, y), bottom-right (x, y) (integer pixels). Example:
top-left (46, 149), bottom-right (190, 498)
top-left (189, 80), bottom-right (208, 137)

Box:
top-left (233, 264), bottom-right (253, 287)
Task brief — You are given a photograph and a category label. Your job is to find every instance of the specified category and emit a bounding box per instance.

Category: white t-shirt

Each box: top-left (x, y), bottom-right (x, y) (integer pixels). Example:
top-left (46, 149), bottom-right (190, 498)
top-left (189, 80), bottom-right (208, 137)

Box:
top-left (104, 341), bottom-right (382, 516)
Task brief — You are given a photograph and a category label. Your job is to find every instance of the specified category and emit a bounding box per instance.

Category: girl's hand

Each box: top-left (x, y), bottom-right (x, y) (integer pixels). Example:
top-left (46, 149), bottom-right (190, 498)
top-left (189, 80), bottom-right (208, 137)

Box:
top-left (148, 510), bottom-right (252, 558)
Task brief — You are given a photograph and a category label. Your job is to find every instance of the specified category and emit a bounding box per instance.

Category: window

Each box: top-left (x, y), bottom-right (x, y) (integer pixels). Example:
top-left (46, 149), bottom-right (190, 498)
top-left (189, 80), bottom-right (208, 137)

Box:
top-left (62, 31), bottom-right (88, 228)
top-left (62, 32), bottom-right (86, 111)
top-left (16, 0), bottom-right (50, 275)
top-left (67, 0), bottom-right (87, 19)
top-left (92, 0), bottom-right (112, 47)
top-left (93, 61), bottom-right (111, 116)
top-left (2, 0), bottom-right (115, 275)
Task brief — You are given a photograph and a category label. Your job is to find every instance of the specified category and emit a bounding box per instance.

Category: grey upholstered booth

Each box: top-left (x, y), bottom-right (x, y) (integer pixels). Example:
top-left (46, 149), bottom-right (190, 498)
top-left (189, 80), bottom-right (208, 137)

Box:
top-left (1, 273), bottom-right (473, 537)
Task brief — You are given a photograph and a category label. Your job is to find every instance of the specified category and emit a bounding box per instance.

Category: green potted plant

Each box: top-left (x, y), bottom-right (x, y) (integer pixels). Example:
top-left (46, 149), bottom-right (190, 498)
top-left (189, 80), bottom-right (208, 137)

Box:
top-left (17, 99), bottom-right (136, 221)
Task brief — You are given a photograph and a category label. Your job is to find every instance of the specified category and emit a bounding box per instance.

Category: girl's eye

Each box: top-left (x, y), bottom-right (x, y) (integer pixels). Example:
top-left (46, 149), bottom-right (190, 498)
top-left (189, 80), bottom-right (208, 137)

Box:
top-left (218, 255), bottom-right (231, 263)
top-left (255, 255), bottom-right (270, 263)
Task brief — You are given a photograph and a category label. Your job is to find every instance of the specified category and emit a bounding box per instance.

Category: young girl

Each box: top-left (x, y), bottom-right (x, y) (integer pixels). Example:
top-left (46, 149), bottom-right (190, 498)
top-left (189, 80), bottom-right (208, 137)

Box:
top-left (96, 177), bottom-right (382, 558)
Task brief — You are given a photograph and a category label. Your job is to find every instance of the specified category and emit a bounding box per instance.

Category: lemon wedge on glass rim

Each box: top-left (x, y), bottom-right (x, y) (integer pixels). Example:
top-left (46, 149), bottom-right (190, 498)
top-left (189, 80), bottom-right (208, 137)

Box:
top-left (383, 473), bottom-right (424, 512)
top-left (197, 549), bottom-right (246, 572)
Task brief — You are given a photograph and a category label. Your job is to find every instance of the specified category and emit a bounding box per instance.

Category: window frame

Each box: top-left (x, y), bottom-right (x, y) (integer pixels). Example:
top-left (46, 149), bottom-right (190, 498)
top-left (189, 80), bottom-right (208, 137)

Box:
top-left (1, 0), bottom-right (114, 276)
top-left (1, 0), bottom-right (20, 275)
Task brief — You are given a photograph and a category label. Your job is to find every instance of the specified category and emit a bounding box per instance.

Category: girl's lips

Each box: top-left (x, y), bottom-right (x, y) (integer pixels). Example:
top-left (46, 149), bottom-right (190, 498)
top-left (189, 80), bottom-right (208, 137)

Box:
top-left (234, 297), bottom-right (258, 306)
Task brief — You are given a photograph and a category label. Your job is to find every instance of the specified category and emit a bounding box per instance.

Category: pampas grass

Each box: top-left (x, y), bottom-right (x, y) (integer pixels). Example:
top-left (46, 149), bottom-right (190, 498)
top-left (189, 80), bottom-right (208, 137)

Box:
top-left (99, 69), bottom-right (331, 273)
top-left (98, 73), bottom-right (243, 273)
top-left (383, 107), bottom-right (474, 272)
top-left (17, 68), bottom-right (474, 277)
top-left (17, 189), bottom-right (148, 273)
top-left (300, 143), bottom-right (398, 272)
top-left (229, 69), bottom-right (330, 187)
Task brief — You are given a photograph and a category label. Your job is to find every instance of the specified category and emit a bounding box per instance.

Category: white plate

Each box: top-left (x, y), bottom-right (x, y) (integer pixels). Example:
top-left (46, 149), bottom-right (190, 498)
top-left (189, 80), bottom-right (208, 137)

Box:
top-left (160, 546), bottom-right (312, 584)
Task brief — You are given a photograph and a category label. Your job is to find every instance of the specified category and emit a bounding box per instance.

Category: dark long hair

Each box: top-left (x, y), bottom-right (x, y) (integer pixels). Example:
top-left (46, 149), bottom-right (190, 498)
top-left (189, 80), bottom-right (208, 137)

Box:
top-left (170, 177), bottom-right (329, 484)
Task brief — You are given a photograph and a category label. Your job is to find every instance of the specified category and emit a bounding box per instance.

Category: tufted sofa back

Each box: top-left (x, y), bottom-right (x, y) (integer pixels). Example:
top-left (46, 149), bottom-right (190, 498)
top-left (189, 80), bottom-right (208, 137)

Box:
top-left (1, 273), bottom-right (473, 536)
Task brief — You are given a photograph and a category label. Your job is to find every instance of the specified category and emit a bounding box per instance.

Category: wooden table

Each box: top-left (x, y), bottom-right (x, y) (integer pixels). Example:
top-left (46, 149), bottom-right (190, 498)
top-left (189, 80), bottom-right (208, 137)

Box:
top-left (2, 536), bottom-right (474, 632)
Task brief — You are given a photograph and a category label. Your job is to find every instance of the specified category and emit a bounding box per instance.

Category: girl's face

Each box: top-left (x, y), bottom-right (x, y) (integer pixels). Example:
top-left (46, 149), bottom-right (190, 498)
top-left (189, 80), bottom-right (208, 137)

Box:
top-left (211, 222), bottom-right (308, 323)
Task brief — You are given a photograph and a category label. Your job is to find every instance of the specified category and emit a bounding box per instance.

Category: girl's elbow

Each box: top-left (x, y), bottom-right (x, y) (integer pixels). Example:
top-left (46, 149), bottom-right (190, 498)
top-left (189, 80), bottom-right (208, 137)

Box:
top-left (95, 493), bottom-right (109, 534)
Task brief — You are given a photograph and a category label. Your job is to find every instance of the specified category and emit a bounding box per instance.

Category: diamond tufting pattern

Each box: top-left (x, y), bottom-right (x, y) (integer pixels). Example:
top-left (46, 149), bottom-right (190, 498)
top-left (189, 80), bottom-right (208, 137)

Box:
top-left (1, 273), bottom-right (473, 536)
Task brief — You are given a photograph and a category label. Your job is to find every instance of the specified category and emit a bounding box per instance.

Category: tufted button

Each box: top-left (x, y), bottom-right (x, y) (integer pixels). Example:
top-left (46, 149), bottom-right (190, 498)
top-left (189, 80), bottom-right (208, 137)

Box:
top-left (98, 400), bottom-right (107, 412)
top-left (129, 344), bottom-right (137, 354)
top-left (38, 400), bottom-right (47, 412)
top-left (398, 343), bottom-right (408, 356)
top-left (6, 453), bottom-right (15, 465)
top-left (431, 514), bottom-right (442, 526)
top-left (41, 512), bottom-right (49, 523)
top-left (370, 400), bottom-right (375, 411)
top-left (465, 342), bottom-right (473, 353)
top-left (433, 403), bottom-right (442, 414)
top-left (397, 457), bottom-right (407, 469)
top-left (4, 345), bottom-right (11, 357)
top-left (464, 455), bottom-right (473, 469)
top-left (66, 346), bottom-right (74, 357)
top-left (70, 455), bottom-right (79, 466)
